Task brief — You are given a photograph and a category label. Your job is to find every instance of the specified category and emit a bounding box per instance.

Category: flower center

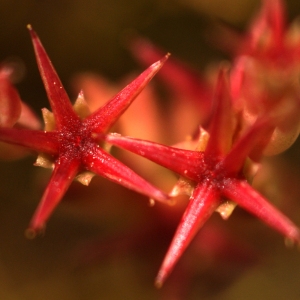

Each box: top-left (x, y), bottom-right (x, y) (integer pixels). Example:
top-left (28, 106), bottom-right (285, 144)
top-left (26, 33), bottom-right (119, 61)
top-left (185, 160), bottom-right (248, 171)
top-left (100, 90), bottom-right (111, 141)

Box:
top-left (58, 122), bottom-right (97, 159)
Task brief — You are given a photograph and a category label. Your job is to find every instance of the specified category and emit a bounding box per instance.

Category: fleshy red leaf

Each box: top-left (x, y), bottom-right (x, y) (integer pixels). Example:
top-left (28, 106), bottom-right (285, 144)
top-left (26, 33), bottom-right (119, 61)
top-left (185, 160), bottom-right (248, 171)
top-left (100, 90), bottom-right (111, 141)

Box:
top-left (28, 25), bottom-right (80, 130)
top-left (103, 134), bottom-right (206, 182)
top-left (252, 0), bottom-right (285, 48)
top-left (205, 67), bottom-right (234, 157)
top-left (83, 146), bottom-right (169, 203)
top-left (84, 54), bottom-right (169, 133)
top-left (222, 117), bottom-right (274, 174)
top-left (155, 183), bottom-right (219, 287)
top-left (26, 156), bottom-right (80, 237)
top-left (0, 128), bottom-right (59, 155)
top-left (223, 179), bottom-right (300, 243)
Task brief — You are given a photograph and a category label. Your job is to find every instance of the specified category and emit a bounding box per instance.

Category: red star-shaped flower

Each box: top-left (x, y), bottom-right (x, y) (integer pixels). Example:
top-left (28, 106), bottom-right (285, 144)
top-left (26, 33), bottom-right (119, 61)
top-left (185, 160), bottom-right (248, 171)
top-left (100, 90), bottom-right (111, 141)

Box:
top-left (102, 68), bottom-right (300, 286)
top-left (0, 62), bottom-right (41, 159)
top-left (0, 25), bottom-right (170, 236)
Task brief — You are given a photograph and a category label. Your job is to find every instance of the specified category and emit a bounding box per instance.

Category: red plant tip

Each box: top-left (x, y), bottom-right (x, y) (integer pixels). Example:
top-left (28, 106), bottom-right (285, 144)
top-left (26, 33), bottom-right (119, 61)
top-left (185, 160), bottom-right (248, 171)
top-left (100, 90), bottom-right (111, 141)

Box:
top-left (162, 52), bottom-right (171, 61)
top-left (27, 25), bottom-right (41, 43)
top-left (0, 27), bottom-right (171, 232)
top-left (103, 75), bottom-right (300, 284)
top-left (146, 52), bottom-right (171, 75)
top-left (27, 25), bottom-right (40, 46)
top-left (148, 52), bottom-right (170, 71)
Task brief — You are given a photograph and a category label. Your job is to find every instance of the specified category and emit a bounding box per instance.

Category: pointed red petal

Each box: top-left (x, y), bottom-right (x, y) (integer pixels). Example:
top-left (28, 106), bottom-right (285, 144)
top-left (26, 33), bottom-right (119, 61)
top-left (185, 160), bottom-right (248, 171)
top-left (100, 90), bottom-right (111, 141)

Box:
top-left (246, 0), bottom-right (285, 53)
top-left (155, 183), bottom-right (219, 287)
top-left (83, 147), bottom-right (169, 203)
top-left (103, 134), bottom-right (205, 182)
top-left (223, 179), bottom-right (300, 243)
top-left (0, 128), bottom-right (59, 155)
top-left (27, 25), bottom-right (80, 130)
top-left (205, 67), bottom-right (234, 157)
top-left (222, 118), bottom-right (274, 175)
top-left (263, 0), bottom-right (286, 47)
top-left (84, 54), bottom-right (169, 133)
top-left (26, 156), bottom-right (80, 237)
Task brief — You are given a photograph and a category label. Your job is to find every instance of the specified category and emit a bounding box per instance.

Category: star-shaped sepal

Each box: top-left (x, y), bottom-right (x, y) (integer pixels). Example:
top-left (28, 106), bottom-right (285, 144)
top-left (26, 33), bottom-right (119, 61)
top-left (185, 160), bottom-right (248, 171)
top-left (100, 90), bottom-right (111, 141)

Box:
top-left (0, 26), bottom-right (171, 236)
top-left (102, 67), bottom-right (300, 286)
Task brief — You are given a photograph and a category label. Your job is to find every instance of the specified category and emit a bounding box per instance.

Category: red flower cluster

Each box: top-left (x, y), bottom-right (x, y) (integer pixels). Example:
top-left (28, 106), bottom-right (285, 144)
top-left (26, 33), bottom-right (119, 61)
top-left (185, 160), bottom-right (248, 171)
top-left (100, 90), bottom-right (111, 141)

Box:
top-left (100, 0), bottom-right (300, 286)
top-left (102, 68), bottom-right (300, 286)
top-left (0, 25), bottom-right (170, 237)
top-left (0, 0), bottom-right (299, 289)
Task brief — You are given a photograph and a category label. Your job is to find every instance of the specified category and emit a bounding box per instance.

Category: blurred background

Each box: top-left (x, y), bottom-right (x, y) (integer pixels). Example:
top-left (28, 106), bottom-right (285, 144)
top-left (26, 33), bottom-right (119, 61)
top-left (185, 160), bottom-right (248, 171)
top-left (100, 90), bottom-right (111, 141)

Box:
top-left (1, 0), bottom-right (300, 299)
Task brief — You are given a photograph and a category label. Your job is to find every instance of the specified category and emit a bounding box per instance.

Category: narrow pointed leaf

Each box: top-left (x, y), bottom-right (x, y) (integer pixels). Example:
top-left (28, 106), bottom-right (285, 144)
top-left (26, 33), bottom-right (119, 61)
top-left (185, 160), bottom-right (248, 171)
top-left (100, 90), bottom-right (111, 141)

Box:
top-left (26, 156), bottom-right (80, 237)
top-left (223, 179), bottom-right (300, 243)
top-left (84, 54), bottom-right (169, 133)
top-left (155, 183), bottom-right (219, 287)
top-left (222, 117), bottom-right (274, 175)
top-left (205, 67), bottom-right (234, 157)
top-left (83, 146), bottom-right (169, 203)
top-left (247, 0), bottom-right (285, 54)
top-left (0, 128), bottom-right (59, 155)
top-left (27, 25), bottom-right (79, 129)
top-left (104, 134), bottom-right (205, 182)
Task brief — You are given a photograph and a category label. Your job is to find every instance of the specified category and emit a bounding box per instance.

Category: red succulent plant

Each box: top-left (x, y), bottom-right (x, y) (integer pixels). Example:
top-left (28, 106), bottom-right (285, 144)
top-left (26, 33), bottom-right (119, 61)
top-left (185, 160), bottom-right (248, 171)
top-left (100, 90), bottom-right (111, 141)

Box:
top-left (0, 0), bottom-right (299, 294)
top-left (102, 68), bottom-right (300, 286)
top-left (224, 0), bottom-right (300, 156)
top-left (128, 0), bottom-right (300, 159)
top-left (0, 25), bottom-right (171, 236)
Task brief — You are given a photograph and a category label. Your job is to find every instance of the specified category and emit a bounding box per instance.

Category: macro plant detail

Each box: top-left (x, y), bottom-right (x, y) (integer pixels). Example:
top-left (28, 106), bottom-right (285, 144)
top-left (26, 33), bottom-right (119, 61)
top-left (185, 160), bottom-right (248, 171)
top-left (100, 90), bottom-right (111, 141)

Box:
top-left (127, 0), bottom-right (300, 159)
top-left (0, 25), bottom-right (170, 236)
top-left (1, 0), bottom-right (300, 296)
top-left (103, 68), bottom-right (300, 286)
top-left (95, 2), bottom-right (300, 287)
top-left (225, 0), bottom-right (300, 156)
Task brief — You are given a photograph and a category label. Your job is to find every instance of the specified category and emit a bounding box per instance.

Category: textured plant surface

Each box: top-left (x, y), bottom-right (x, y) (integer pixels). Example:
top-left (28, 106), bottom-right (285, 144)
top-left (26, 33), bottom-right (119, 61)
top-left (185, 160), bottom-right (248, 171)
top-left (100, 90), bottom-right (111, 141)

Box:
top-left (103, 67), bottom-right (300, 286)
top-left (1, 0), bottom-right (300, 299)
top-left (0, 26), bottom-right (170, 236)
